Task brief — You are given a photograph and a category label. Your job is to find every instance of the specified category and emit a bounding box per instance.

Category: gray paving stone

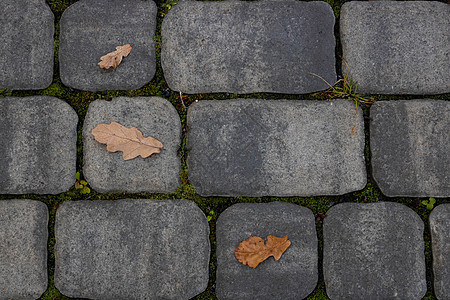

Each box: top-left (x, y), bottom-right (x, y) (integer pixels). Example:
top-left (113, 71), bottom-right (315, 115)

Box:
top-left (83, 97), bottom-right (181, 193)
top-left (187, 99), bottom-right (366, 197)
top-left (341, 1), bottom-right (450, 94)
top-left (59, 0), bottom-right (157, 91)
top-left (216, 202), bottom-right (317, 300)
top-left (370, 100), bottom-right (449, 197)
top-left (55, 199), bottom-right (209, 299)
top-left (162, 1), bottom-right (336, 94)
top-left (430, 204), bottom-right (450, 300)
top-left (0, 96), bottom-right (78, 194)
top-left (323, 202), bottom-right (426, 300)
top-left (0, 0), bottom-right (54, 90)
top-left (0, 200), bottom-right (48, 300)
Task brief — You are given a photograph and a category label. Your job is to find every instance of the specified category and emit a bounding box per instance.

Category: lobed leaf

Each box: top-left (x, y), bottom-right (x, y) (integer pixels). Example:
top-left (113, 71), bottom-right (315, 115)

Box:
top-left (92, 121), bottom-right (163, 161)
top-left (234, 235), bottom-right (291, 268)
top-left (98, 44), bottom-right (133, 69)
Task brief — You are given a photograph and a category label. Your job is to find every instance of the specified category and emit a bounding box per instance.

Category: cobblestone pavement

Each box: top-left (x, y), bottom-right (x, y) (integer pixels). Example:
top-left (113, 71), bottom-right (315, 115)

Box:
top-left (0, 0), bottom-right (449, 299)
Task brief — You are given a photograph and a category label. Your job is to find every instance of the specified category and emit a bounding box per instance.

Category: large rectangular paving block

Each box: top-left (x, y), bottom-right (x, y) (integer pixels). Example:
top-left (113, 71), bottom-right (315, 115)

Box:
top-left (187, 99), bottom-right (366, 197)
top-left (60, 0), bottom-right (157, 91)
top-left (162, 1), bottom-right (336, 94)
top-left (0, 97), bottom-right (78, 194)
top-left (216, 202), bottom-right (318, 300)
top-left (55, 199), bottom-right (210, 299)
top-left (83, 97), bottom-right (181, 193)
top-left (341, 1), bottom-right (450, 94)
top-left (0, 200), bottom-right (48, 300)
top-left (430, 204), bottom-right (450, 300)
top-left (370, 100), bottom-right (449, 197)
top-left (324, 202), bottom-right (426, 300)
top-left (0, 0), bottom-right (54, 90)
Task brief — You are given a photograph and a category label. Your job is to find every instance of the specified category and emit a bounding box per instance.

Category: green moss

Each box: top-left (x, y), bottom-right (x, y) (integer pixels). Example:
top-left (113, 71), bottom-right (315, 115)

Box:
top-left (105, 90), bottom-right (124, 98)
top-left (322, 0), bottom-right (344, 19)
top-left (353, 182), bottom-right (383, 203)
top-left (175, 183), bottom-right (197, 200)
top-left (65, 91), bottom-right (99, 121)
top-left (160, 0), bottom-right (178, 17)
top-left (39, 83), bottom-right (65, 98)
top-left (40, 285), bottom-right (67, 300)
top-left (307, 283), bottom-right (330, 300)
top-left (427, 93), bottom-right (450, 101)
top-left (0, 89), bottom-right (13, 97)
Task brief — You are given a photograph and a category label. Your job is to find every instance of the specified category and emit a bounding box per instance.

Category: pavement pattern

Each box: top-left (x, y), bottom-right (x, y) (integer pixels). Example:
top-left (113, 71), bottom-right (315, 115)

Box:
top-left (0, 0), bottom-right (448, 299)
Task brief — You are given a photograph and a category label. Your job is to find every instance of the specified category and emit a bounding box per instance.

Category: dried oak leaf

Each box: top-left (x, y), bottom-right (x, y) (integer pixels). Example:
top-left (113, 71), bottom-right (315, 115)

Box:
top-left (234, 235), bottom-right (291, 268)
top-left (98, 44), bottom-right (132, 69)
top-left (91, 121), bottom-right (163, 160)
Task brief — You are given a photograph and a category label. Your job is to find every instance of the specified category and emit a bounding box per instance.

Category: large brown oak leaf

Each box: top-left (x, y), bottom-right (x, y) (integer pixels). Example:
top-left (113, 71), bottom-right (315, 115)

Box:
top-left (234, 235), bottom-right (291, 268)
top-left (91, 121), bottom-right (163, 160)
top-left (98, 44), bottom-right (132, 69)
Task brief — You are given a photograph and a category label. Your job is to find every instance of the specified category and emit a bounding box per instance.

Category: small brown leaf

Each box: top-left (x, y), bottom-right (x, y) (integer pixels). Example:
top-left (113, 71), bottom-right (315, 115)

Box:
top-left (98, 44), bottom-right (132, 69)
top-left (92, 121), bottom-right (163, 160)
top-left (234, 235), bottom-right (291, 268)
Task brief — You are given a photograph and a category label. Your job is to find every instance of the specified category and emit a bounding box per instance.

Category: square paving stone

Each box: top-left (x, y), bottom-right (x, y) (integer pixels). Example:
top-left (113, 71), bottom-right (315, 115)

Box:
top-left (323, 202), bottom-right (426, 300)
top-left (0, 200), bottom-right (48, 300)
top-left (0, 0), bottom-right (54, 90)
top-left (187, 99), bottom-right (366, 197)
top-left (83, 97), bottom-right (181, 193)
top-left (162, 1), bottom-right (336, 94)
top-left (55, 199), bottom-right (210, 299)
top-left (59, 0), bottom-right (157, 91)
top-left (430, 204), bottom-right (450, 300)
top-left (0, 96), bottom-right (78, 194)
top-left (370, 100), bottom-right (449, 197)
top-left (341, 1), bottom-right (450, 94)
top-left (216, 202), bottom-right (317, 300)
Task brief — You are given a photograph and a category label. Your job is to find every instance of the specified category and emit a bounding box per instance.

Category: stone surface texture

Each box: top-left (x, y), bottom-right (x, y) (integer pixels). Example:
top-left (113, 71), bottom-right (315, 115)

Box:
top-left (323, 202), bottom-right (426, 300)
top-left (216, 202), bottom-right (317, 300)
top-left (55, 199), bottom-right (210, 299)
top-left (341, 1), bottom-right (450, 94)
top-left (83, 97), bottom-right (181, 193)
top-left (187, 99), bottom-right (366, 197)
top-left (59, 0), bottom-right (157, 91)
top-left (0, 97), bottom-right (78, 194)
top-left (0, 0), bottom-right (54, 90)
top-left (370, 100), bottom-right (449, 197)
top-left (0, 200), bottom-right (48, 300)
top-left (430, 204), bottom-right (450, 300)
top-left (162, 1), bottom-right (336, 94)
